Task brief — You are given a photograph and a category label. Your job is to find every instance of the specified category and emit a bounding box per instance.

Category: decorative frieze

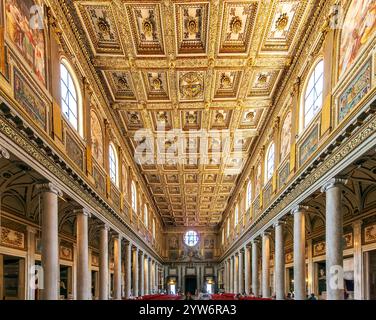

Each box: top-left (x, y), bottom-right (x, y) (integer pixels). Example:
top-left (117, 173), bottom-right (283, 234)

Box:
top-left (0, 226), bottom-right (25, 249)
top-left (364, 223), bottom-right (376, 244)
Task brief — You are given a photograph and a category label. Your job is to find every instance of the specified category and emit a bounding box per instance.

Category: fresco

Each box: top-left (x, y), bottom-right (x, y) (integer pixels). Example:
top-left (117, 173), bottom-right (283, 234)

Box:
top-left (14, 68), bottom-right (46, 129)
top-left (299, 124), bottom-right (319, 166)
top-left (254, 162), bottom-right (262, 196)
top-left (280, 110), bottom-right (292, 160)
top-left (90, 110), bottom-right (104, 167)
top-left (5, 0), bottom-right (45, 84)
top-left (339, 0), bottom-right (376, 76)
top-left (339, 61), bottom-right (371, 121)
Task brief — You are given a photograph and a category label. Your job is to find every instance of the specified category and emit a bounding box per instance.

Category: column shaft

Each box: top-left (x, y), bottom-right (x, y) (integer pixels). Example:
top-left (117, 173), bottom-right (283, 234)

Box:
top-left (132, 248), bottom-right (139, 296)
top-left (239, 250), bottom-right (244, 294)
top-left (230, 258), bottom-right (234, 293)
top-left (275, 222), bottom-right (285, 300)
top-left (323, 179), bottom-right (346, 300)
top-left (40, 184), bottom-right (61, 300)
top-left (113, 235), bottom-right (122, 300)
top-left (125, 242), bottom-right (132, 299)
top-left (99, 225), bottom-right (109, 300)
top-left (252, 241), bottom-right (259, 296)
top-left (262, 233), bottom-right (270, 298)
top-left (293, 206), bottom-right (307, 300)
top-left (244, 247), bottom-right (251, 295)
top-left (234, 255), bottom-right (239, 293)
top-left (76, 210), bottom-right (90, 300)
top-left (139, 253), bottom-right (144, 296)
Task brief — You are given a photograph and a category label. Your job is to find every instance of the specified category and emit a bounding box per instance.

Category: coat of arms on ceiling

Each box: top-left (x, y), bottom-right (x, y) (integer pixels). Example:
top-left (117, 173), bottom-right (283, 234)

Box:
top-left (178, 71), bottom-right (204, 101)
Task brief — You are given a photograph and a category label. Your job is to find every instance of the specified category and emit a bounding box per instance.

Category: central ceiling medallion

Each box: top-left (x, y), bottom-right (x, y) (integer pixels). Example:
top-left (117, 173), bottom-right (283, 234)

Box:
top-left (275, 13), bottom-right (289, 31)
top-left (230, 16), bottom-right (242, 34)
top-left (179, 72), bottom-right (203, 99)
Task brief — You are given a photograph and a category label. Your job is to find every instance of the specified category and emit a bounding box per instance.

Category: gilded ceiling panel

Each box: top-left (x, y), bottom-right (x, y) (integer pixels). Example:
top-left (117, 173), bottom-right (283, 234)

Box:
top-left (64, 0), bottom-right (316, 227)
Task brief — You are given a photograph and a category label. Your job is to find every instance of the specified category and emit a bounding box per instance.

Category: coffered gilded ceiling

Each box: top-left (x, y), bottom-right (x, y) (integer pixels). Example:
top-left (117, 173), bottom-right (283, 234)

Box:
top-left (71, 0), bottom-right (314, 227)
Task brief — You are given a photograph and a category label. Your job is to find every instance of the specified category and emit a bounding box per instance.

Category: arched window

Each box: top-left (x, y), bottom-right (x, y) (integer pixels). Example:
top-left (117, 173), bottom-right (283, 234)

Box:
top-left (265, 143), bottom-right (275, 182)
top-left (144, 204), bottom-right (148, 228)
top-left (60, 60), bottom-right (82, 134)
top-left (246, 181), bottom-right (252, 211)
top-left (221, 229), bottom-right (224, 245)
top-left (131, 181), bottom-right (137, 213)
top-left (234, 205), bottom-right (239, 226)
top-left (227, 218), bottom-right (230, 238)
top-left (152, 218), bottom-right (156, 239)
top-left (109, 143), bottom-right (118, 186)
top-left (302, 59), bottom-right (324, 130)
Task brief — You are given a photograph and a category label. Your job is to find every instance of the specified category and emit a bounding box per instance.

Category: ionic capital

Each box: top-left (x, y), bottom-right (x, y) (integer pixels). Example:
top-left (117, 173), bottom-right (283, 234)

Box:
top-left (73, 207), bottom-right (91, 218)
top-left (321, 177), bottom-right (347, 193)
top-left (37, 182), bottom-right (63, 197)
top-left (0, 145), bottom-right (10, 159)
top-left (291, 204), bottom-right (309, 215)
top-left (273, 220), bottom-right (286, 228)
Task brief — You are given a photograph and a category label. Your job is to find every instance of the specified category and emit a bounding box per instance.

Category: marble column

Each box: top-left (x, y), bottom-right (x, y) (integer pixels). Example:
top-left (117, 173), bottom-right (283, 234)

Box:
top-left (113, 234), bottom-right (122, 300)
top-left (139, 251), bottom-right (144, 296)
top-left (307, 239), bottom-right (314, 295)
top-left (26, 226), bottom-right (37, 300)
top-left (262, 232), bottom-right (271, 298)
top-left (244, 246), bottom-right (251, 295)
top-left (152, 260), bottom-right (155, 293)
top-left (75, 209), bottom-right (91, 300)
top-left (251, 240), bottom-right (259, 296)
top-left (274, 221), bottom-right (285, 300)
top-left (132, 247), bottom-right (139, 297)
top-left (292, 205), bottom-right (307, 300)
top-left (124, 241), bottom-right (132, 299)
top-left (224, 260), bottom-right (228, 292)
top-left (238, 250), bottom-right (244, 293)
top-left (147, 256), bottom-right (151, 294)
top-left (353, 221), bottom-right (363, 300)
top-left (322, 178), bottom-right (347, 300)
top-left (99, 224), bottom-right (109, 300)
top-left (234, 254), bottom-right (239, 293)
top-left (144, 254), bottom-right (150, 294)
top-left (230, 257), bottom-right (234, 293)
top-left (38, 183), bottom-right (62, 300)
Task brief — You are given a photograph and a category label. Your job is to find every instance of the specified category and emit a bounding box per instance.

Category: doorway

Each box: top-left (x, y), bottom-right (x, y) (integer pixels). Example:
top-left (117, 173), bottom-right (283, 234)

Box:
top-left (185, 276), bottom-right (197, 295)
top-left (59, 265), bottom-right (72, 299)
top-left (0, 254), bottom-right (25, 300)
top-left (366, 249), bottom-right (376, 299)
